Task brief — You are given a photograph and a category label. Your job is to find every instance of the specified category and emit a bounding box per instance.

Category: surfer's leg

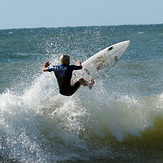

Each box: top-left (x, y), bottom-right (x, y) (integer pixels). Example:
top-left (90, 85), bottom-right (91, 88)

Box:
top-left (60, 82), bottom-right (81, 96)
top-left (77, 78), bottom-right (94, 89)
top-left (69, 82), bottom-right (81, 95)
top-left (77, 78), bottom-right (88, 86)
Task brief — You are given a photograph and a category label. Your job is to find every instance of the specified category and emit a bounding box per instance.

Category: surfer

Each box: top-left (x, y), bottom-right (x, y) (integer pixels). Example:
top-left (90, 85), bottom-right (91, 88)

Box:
top-left (42, 54), bottom-right (94, 96)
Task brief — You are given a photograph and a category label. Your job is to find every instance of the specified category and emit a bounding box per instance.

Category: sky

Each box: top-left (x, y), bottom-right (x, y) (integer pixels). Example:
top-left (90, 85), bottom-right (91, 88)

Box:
top-left (0, 0), bottom-right (163, 29)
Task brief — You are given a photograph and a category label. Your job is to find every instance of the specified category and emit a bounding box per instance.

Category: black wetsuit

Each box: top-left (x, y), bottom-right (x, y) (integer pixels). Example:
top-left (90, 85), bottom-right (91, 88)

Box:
top-left (47, 64), bottom-right (82, 96)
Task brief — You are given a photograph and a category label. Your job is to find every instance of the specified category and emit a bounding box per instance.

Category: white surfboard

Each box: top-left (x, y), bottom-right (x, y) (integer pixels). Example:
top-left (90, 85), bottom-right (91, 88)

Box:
top-left (73, 40), bottom-right (130, 81)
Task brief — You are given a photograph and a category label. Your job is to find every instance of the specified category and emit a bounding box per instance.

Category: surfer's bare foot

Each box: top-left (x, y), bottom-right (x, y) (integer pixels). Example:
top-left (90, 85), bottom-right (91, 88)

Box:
top-left (88, 78), bottom-right (94, 89)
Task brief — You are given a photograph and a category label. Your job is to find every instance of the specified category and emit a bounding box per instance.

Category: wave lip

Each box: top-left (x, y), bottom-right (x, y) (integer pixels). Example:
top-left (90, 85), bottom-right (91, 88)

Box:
top-left (1, 69), bottom-right (163, 162)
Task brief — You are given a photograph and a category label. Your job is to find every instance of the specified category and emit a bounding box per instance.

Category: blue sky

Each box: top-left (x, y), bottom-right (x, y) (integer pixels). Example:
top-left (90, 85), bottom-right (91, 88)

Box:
top-left (0, 0), bottom-right (163, 29)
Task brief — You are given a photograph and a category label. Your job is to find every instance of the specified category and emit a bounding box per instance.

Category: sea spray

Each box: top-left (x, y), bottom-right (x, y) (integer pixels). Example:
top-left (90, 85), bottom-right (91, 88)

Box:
top-left (1, 72), bottom-right (163, 162)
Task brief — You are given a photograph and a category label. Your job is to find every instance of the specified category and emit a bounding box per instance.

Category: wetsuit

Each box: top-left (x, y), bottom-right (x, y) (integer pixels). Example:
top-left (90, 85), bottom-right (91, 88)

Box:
top-left (47, 64), bottom-right (82, 96)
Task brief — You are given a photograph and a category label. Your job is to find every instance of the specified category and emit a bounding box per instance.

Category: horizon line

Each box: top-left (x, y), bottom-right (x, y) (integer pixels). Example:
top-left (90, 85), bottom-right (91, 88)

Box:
top-left (0, 23), bottom-right (162, 30)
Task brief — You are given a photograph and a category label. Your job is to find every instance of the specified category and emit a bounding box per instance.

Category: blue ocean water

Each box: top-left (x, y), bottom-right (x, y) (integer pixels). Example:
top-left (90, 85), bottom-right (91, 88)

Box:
top-left (0, 24), bottom-right (163, 162)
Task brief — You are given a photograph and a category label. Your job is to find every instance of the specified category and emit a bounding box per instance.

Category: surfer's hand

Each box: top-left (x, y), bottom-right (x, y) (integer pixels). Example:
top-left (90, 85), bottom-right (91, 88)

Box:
top-left (76, 60), bottom-right (82, 68)
top-left (76, 60), bottom-right (81, 65)
top-left (44, 61), bottom-right (51, 67)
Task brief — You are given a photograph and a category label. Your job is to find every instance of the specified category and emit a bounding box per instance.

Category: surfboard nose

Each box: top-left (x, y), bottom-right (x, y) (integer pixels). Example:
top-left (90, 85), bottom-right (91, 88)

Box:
top-left (126, 40), bottom-right (130, 44)
top-left (123, 40), bottom-right (130, 48)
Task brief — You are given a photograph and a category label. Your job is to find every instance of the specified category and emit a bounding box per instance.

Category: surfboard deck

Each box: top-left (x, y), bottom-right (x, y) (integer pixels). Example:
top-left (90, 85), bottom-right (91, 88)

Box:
top-left (73, 40), bottom-right (130, 81)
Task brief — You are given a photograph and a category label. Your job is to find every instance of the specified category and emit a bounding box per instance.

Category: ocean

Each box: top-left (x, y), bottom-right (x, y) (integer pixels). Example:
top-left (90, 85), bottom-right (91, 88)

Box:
top-left (0, 24), bottom-right (163, 163)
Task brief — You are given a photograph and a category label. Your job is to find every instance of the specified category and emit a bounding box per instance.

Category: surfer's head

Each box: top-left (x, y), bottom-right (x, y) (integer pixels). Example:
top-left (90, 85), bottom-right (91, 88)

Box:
top-left (60, 54), bottom-right (70, 65)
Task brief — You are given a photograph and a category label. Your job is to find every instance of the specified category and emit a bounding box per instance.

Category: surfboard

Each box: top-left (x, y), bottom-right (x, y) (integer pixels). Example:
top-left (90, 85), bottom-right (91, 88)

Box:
top-left (73, 40), bottom-right (130, 81)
